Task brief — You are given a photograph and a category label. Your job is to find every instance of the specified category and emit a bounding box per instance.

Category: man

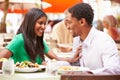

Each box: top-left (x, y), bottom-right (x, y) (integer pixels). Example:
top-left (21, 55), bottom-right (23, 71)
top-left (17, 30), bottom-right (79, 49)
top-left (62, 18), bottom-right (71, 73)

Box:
top-left (52, 20), bottom-right (73, 44)
top-left (102, 15), bottom-right (120, 42)
top-left (51, 13), bottom-right (73, 52)
top-left (65, 3), bottom-right (120, 74)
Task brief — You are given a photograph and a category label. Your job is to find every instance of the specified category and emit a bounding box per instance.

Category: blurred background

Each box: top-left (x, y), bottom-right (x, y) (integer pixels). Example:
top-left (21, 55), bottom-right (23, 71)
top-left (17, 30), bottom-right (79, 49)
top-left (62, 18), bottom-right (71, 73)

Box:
top-left (0, 0), bottom-right (120, 53)
top-left (0, 0), bottom-right (119, 34)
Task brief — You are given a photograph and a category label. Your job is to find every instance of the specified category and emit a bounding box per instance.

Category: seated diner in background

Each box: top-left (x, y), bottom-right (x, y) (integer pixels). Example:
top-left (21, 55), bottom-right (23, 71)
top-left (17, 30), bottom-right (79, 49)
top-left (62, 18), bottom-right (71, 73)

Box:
top-left (51, 9), bottom-right (73, 52)
top-left (102, 15), bottom-right (120, 43)
top-left (51, 20), bottom-right (73, 52)
top-left (0, 8), bottom-right (80, 69)
top-left (65, 3), bottom-right (120, 75)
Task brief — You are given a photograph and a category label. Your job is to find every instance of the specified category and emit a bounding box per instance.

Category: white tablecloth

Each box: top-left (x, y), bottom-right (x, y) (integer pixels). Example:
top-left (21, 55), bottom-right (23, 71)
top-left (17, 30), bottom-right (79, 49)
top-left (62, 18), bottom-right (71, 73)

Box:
top-left (0, 72), bottom-right (60, 80)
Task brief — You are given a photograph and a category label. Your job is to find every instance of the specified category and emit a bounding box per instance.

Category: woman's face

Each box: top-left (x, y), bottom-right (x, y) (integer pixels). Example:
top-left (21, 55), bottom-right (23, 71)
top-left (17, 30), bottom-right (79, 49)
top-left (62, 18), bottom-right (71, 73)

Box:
top-left (34, 16), bottom-right (47, 37)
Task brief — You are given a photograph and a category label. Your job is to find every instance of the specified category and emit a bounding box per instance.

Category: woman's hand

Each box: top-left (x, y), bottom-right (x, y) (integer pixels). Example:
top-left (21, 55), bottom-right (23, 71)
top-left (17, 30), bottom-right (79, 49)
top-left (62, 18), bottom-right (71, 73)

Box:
top-left (69, 45), bottom-right (82, 63)
top-left (41, 61), bottom-right (47, 65)
top-left (76, 45), bottom-right (82, 56)
top-left (46, 45), bottom-right (82, 63)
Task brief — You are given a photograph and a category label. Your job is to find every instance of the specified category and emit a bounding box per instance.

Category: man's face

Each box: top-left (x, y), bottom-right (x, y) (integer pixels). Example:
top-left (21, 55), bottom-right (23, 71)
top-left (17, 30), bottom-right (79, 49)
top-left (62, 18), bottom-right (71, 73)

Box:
top-left (65, 12), bottom-right (81, 37)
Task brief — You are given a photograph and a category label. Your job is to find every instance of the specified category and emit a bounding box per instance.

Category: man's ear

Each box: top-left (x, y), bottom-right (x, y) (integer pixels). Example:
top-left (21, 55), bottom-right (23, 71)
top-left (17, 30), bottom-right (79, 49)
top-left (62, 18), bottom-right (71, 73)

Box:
top-left (79, 18), bottom-right (86, 26)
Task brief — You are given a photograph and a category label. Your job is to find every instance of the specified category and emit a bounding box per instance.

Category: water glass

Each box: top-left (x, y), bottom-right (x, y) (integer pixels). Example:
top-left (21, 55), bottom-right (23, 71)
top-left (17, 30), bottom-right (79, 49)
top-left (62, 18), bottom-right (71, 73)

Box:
top-left (2, 59), bottom-right (14, 75)
top-left (46, 61), bottom-right (58, 75)
top-left (46, 60), bottom-right (70, 75)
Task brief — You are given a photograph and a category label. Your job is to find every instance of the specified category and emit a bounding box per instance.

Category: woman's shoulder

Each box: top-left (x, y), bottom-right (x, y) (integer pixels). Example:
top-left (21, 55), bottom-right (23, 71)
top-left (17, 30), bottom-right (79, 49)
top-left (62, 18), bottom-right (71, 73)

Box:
top-left (14, 33), bottom-right (23, 39)
top-left (12, 33), bottom-right (24, 42)
top-left (5, 33), bottom-right (24, 49)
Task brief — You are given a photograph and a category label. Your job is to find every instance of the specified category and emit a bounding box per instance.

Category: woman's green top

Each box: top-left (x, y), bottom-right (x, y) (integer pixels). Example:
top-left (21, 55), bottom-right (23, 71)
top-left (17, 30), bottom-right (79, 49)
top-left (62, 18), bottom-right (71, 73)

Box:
top-left (6, 34), bottom-right (50, 64)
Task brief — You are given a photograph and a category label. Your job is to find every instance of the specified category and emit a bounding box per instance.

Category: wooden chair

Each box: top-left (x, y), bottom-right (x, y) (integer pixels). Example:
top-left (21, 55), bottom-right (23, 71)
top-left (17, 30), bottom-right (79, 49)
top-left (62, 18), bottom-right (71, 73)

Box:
top-left (3, 38), bottom-right (12, 47)
top-left (0, 33), bottom-right (14, 47)
top-left (61, 72), bottom-right (120, 80)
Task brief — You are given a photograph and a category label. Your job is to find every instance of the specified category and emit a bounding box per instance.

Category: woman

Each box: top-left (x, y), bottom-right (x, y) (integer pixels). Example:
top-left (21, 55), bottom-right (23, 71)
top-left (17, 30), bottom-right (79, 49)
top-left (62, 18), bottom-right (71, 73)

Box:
top-left (0, 8), bottom-right (80, 67)
top-left (103, 15), bottom-right (120, 42)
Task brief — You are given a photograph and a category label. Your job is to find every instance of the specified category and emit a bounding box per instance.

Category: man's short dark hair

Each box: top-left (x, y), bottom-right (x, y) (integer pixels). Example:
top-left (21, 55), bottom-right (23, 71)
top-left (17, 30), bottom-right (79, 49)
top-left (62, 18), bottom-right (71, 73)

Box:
top-left (68, 3), bottom-right (94, 25)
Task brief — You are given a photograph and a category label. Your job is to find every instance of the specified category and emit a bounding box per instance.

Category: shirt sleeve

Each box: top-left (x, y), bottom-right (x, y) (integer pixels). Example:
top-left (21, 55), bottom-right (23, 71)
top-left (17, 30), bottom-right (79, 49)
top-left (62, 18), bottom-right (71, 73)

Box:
top-left (43, 40), bottom-right (50, 54)
top-left (92, 39), bottom-right (120, 74)
top-left (6, 34), bottom-right (24, 55)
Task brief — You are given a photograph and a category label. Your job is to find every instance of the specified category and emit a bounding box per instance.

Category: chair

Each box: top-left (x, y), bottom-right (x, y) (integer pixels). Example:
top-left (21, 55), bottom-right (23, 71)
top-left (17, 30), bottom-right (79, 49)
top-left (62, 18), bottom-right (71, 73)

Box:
top-left (61, 72), bottom-right (120, 80)
top-left (3, 37), bottom-right (12, 47)
top-left (116, 42), bottom-right (120, 56)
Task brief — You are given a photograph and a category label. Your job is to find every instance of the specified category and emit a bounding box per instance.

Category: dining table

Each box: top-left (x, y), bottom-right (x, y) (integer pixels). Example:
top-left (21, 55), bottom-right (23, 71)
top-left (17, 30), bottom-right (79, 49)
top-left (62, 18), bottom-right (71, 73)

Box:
top-left (1, 70), bottom-right (120, 80)
top-left (0, 51), bottom-right (93, 80)
top-left (0, 70), bottom-right (61, 80)
top-left (0, 44), bottom-right (120, 80)
top-left (0, 51), bottom-right (72, 80)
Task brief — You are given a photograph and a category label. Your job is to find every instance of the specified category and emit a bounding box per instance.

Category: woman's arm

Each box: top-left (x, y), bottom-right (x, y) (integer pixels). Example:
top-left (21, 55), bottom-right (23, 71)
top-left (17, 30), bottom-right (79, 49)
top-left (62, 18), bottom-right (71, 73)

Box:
top-left (45, 49), bottom-right (81, 63)
top-left (0, 48), bottom-right (12, 58)
top-left (0, 48), bottom-right (12, 69)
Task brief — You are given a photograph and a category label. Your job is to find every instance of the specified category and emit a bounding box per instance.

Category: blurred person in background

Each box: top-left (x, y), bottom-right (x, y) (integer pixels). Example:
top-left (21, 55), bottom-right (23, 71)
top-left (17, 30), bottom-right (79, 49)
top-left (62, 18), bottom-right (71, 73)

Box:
top-left (52, 20), bottom-right (73, 44)
top-left (95, 20), bottom-right (104, 31)
top-left (51, 10), bottom-right (73, 52)
top-left (65, 3), bottom-right (120, 74)
top-left (103, 15), bottom-right (120, 42)
top-left (44, 20), bottom-right (54, 33)
top-left (0, 8), bottom-right (80, 68)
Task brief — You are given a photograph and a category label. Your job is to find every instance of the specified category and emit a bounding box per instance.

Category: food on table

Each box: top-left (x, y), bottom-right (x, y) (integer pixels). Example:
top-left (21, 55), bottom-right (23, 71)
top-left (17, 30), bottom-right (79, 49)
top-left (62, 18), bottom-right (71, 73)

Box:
top-left (0, 58), bottom-right (8, 62)
top-left (58, 66), bottom-right (80, 71)
top-left (58, 66), bottom-right (90, 75)
top-left (15, 61), bottom-right (39, 68)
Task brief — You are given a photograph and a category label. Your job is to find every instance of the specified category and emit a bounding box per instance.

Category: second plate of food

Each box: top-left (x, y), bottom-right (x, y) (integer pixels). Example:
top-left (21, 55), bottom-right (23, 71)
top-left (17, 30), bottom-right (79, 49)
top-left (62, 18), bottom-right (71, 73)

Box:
top-left (57, 66), bottom-right (90, 74)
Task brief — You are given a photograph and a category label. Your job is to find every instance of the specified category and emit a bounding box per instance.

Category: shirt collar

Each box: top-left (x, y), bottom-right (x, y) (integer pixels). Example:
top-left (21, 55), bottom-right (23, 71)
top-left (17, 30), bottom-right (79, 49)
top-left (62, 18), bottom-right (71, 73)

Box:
top-left (83, 27), bottom-right (96, 48)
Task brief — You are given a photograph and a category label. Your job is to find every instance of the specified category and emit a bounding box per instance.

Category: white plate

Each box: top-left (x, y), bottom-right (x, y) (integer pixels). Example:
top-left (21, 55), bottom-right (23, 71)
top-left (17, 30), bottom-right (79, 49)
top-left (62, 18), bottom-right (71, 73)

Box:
top-left (57, 66), bottom-right (90, 74)
top-left (15, 65), bottom-right (46, 72)
top-left (15, 67), bottom-right (39, 73)
top-left (39, 65), bottom-right (46, 71)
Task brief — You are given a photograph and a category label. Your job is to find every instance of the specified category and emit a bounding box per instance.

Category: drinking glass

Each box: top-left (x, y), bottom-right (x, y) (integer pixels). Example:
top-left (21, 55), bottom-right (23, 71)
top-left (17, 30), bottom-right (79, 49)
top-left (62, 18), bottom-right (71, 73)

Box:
top-left (46, 61), bottom-right (58, 75)
top-left (46, 60), bottom-right (70, 75)
top-left (2, 59), bottom-right (14, 75)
